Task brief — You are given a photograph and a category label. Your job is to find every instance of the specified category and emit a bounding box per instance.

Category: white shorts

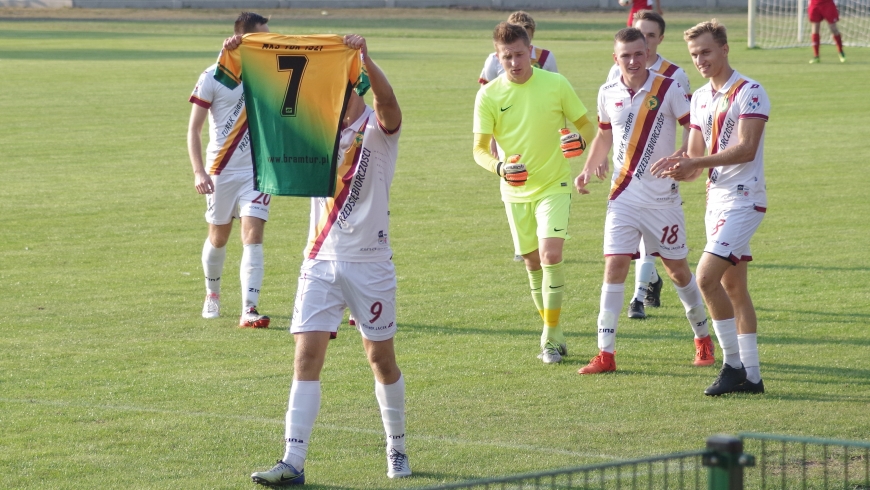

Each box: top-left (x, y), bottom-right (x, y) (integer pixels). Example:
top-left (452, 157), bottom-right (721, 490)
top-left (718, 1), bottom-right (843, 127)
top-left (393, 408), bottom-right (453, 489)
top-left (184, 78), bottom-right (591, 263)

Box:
top-left (704, 204), bottom-right (766, 264)
top-left (603, 199), bottom-right (688, 260)
top-left (290, 259), bottom-right (397, 341)
top-left (205, 171), bottom-right (270, 225)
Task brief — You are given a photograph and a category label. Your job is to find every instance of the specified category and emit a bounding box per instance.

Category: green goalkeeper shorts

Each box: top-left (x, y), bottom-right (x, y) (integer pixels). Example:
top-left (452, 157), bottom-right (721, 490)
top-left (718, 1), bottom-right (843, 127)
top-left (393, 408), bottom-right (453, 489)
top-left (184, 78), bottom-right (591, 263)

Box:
top-left (504, 192), bottom-right (571, 256)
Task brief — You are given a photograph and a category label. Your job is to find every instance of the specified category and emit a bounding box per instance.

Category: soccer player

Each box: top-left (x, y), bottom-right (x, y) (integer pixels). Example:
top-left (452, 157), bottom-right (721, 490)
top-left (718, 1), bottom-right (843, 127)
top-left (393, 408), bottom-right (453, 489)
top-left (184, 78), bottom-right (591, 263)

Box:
top-left (473, 22), bottom-right (595, 364)
top-left (187, 12), bottom-right (271, 328)
top-left (621, 0), bottom-right (662, 28)
top-left (479, 11), bottom-right (561, 262)
top-left (808, 0), bottom-right (846, 63)
top-left (250, 34), bottom-right (410, 485)
top-left (603, 10), bottom-right (693, 320)
top-left (651, 19), bottom-right (770, 396)
top-left (575, 27), bottom-right (712, 375)
top-left (478, 11), bottom-right (558, 85)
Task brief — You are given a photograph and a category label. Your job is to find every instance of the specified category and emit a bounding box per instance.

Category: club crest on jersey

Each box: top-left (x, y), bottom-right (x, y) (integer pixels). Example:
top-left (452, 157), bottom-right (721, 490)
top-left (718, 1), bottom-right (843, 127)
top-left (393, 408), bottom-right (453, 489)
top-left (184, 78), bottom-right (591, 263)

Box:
top-left (646, 95), bottom-right (660, 111)
top-left (718, 97), bottom-right (730, 112)
top-left (354, 130), bottom-right (364, 147)
top-left (378, 230), bottom-right (388, 245)
top-left (748, 94), bottom-right (761, 111)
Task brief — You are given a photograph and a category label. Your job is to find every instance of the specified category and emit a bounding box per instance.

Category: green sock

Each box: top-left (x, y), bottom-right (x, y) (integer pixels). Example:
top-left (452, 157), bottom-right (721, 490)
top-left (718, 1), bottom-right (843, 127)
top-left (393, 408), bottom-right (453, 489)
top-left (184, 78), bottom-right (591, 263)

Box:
top-left (541, 261), bottom-right (565, 346)
top-left (527, 268), bottom-right (544, 321)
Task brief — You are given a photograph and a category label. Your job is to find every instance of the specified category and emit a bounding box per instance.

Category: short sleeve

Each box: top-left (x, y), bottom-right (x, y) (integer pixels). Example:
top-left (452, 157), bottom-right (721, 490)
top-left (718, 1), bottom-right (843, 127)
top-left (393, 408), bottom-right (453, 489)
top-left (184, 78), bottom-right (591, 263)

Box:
top-left (674, 68), bottom-right (692, 96)
top-left (189, 70), bottom-right (213, 109)
top-left (597, 85), bottom-right (611, 128)
top-left (479, 53), bottom-right (499, 85)
top-left (737, 83), bottom-right (770, 121)
top-left (214, 46), bottom-right (242, 89)
top-left (667, 81), bottom-right (691, 126)
top-left (542, 51), bottom-right (558, 74)
top-left (689, 90), bottom-right (703, 131)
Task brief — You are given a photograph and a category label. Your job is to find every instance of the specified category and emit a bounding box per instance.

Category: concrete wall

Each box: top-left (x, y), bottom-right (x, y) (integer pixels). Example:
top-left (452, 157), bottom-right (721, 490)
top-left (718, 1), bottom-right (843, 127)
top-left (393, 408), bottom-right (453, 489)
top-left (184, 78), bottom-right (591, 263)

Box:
top-left (4, 0), bottom-right (747, 9)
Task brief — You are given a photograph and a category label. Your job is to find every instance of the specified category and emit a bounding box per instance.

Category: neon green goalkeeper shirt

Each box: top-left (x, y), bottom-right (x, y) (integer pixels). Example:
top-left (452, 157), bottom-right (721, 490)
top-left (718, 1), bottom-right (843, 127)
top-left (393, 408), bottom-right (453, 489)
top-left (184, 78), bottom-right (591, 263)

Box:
top-left (473, 68), bottom-right (588, 203)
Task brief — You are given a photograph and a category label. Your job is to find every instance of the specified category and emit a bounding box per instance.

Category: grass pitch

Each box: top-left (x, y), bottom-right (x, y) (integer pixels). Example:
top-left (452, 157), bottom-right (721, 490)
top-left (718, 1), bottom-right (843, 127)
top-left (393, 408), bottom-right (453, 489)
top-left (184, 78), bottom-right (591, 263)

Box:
top-left (0, 7), bottom-right (868, 489)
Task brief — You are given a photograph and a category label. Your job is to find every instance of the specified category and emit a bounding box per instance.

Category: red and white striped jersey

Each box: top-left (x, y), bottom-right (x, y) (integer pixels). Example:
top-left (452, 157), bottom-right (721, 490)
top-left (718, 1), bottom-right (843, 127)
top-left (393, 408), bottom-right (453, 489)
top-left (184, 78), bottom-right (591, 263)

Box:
top-left (189, 63), bottom-right (252, 175)
top-left (598, 70), bottom-right (691, 208)
top-left (303, 106), bottom-right (400, 262)
top-left (690, 70), bottom-right (770, 208)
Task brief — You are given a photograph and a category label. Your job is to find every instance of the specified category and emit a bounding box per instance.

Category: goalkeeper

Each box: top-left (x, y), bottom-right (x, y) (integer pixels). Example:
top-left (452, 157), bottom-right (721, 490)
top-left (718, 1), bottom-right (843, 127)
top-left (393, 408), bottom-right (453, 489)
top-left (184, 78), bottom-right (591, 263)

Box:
top-left (472, 21), bottom-right (595, 364)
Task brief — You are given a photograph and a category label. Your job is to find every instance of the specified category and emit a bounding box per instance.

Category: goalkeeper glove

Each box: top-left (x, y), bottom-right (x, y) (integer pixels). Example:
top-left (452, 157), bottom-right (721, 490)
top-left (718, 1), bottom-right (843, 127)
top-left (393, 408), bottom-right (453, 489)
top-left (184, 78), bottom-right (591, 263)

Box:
top-left (559, 128), bottom-right (586, 158)
top-left (498, 154), bottom-right (527, 187)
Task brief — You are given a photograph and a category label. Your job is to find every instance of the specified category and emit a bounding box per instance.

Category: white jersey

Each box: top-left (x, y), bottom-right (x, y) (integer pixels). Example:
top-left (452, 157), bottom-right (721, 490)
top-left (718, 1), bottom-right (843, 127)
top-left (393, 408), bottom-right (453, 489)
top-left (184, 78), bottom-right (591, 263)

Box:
top-left (189, 63), bottom-right (252, 175)
top-left (303, 106), bottom-right (399, 262)
top-left (478, 45), bottom-right (558, 84)
top-left (598, 70), bottom-right (691, 208)
top-left (690, 70), bottom-right (770, 208)
top-left (606, 55), bottom-right (692, 97)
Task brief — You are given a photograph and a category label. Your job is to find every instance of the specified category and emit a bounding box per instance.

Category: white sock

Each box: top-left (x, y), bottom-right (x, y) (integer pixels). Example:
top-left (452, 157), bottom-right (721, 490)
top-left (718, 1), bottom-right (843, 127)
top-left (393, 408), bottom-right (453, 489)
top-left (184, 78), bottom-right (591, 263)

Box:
top-left (202, 238), bottom-right (226, 294)
top-left (738, 334), bottom-right (761, 383)
top-left (598, 283), bottom-right (624, 353)
top-left (712, 319), bottom-right (741, 368)
top-left (241, 243), bottom-right (264, 309)
top-left (674, 276), bottom-right (709, 338)
top-left (283, 380), bottom-right (321, 470)
top-left (633, 256), bottom-right (657, 302)
top-left (375, 375), bottom-right (406, 452)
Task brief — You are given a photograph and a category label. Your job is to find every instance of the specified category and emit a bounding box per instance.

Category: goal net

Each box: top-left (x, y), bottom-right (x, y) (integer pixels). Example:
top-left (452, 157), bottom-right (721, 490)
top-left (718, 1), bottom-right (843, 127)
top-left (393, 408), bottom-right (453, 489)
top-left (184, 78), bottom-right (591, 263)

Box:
top-left (748, 0), bottom-right (870, 48)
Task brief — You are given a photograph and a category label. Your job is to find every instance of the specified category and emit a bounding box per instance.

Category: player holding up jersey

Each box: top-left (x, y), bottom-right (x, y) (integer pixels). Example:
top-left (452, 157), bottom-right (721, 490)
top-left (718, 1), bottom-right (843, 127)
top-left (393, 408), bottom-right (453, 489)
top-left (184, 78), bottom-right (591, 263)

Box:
top-left (808, 0), bottom-right (846, 63)
top-left (479, 11), bottom-right (558, 85)
top-left (473, 22), bottom-right (595, 365)
top-left (651, 20), bottom-right (770, 396)
top-left (250, 34), bottom-right (410, 485)
top-left (187, 12), bottom-right (271, 328)
top-left (575, 27), bottom-right (711, 374)
top-left (603, 10), bottom-right (693, 320)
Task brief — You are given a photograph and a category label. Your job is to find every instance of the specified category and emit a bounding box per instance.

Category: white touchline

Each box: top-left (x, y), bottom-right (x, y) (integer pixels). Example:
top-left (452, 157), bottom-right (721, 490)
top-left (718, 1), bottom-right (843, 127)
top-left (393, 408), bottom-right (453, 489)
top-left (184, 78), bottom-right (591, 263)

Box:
top-left (2, 397), bottom-right (622, 460)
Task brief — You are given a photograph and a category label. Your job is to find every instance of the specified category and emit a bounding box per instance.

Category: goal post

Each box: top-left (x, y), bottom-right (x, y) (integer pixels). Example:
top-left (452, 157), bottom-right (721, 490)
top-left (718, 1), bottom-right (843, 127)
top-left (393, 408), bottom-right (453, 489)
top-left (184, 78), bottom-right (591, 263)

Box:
top-left (748, 0), bottom-right (870, 49)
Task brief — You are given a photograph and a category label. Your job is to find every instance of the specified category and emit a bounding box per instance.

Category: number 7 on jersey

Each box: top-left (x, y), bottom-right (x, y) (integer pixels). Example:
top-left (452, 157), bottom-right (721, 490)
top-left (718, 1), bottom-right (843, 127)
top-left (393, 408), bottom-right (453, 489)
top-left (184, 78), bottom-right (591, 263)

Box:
top-left (277, 55), bottom-right (308, 117)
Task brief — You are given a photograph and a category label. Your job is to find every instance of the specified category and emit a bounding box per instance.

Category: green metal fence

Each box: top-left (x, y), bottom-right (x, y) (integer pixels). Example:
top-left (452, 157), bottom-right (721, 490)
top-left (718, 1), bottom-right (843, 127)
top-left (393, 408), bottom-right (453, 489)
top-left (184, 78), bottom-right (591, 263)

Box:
top-left (421, 433), bottom-right (870, 490)
top-left (740, 432), bottom-right (870, 490)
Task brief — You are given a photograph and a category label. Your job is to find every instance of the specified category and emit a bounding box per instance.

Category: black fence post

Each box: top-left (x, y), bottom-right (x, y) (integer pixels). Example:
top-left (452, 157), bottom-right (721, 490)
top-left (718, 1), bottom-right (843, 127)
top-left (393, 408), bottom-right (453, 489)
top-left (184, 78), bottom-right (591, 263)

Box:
top-left (704, 434), bottom-right (756, 490)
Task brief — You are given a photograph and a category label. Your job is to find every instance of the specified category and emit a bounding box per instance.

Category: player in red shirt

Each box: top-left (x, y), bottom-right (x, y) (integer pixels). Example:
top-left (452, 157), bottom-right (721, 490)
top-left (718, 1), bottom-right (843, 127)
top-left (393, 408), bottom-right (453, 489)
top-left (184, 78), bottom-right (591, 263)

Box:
top-left (808, 0), bottom-right (845, 63)
top-left (622, 0), bottom-right (662, 27)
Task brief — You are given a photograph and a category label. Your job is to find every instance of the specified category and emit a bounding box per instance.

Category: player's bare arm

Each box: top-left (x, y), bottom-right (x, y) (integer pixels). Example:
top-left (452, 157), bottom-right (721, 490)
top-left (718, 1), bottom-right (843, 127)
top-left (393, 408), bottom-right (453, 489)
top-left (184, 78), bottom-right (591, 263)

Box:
top-left (575, 126), bottom-right (613, 194)
top-left (344, 34), bottom-right (402, 132)
top-left (187, 103), bottom-right (214, 195)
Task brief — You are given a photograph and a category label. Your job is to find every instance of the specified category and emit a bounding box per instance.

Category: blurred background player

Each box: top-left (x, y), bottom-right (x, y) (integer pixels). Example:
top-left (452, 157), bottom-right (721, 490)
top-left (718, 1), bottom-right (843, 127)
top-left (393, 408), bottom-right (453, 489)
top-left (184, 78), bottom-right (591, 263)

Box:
top-left (602, 10), bottom-right (693, 320)
top-left (479, 11), bottom-right (558, 85)
top-left (808, 0), bottom-right (846, 63)
top-left (651, 19), bottom-right (770, 396)
top-left (249, 34), bottom-right (410, 485)
top-left (575, 27), bottom-right (712, 374)
top-left (619, 0), bottom-right (662, 27)
top-left (473, 22), bottom-right (594, 364)
top-left (479, 11), bottom-right (560, 262)
top-left (187, 12), bottom-right (271, 328)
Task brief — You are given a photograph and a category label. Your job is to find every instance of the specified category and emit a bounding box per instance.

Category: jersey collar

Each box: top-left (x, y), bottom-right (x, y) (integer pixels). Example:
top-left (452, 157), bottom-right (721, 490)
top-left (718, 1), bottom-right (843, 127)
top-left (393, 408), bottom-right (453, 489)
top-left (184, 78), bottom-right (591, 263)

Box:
top-left (710, 69), bottom-right (741, 95)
